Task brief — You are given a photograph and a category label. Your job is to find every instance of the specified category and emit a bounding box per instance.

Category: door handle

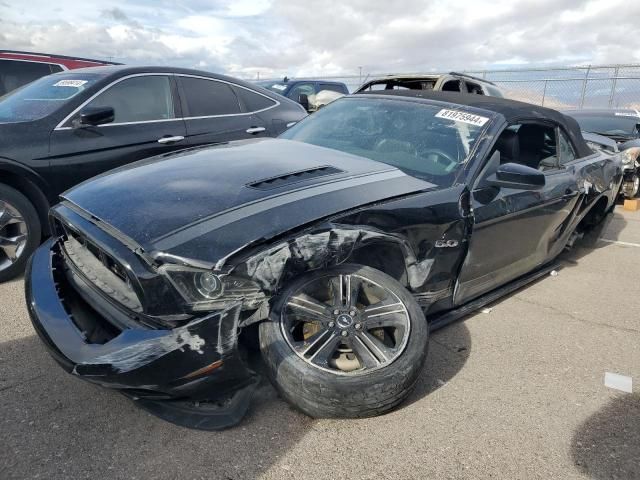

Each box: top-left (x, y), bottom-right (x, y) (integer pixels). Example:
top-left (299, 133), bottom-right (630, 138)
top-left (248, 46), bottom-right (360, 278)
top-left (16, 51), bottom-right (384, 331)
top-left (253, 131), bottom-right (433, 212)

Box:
top-left (157, 135), bottom-right (185, 144)
top-left (246, 127), bottom-right (266, 134)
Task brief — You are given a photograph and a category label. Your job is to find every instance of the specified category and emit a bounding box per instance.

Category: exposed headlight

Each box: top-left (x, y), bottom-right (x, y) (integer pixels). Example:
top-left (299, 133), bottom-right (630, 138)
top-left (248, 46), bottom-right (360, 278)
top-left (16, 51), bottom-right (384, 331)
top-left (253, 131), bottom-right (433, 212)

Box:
top-left (160, 266), bottom-right (265, 311)
top-left (195, 272), bottom-right (223, 299)
top-left (622, 149), bottom-right (635, 166)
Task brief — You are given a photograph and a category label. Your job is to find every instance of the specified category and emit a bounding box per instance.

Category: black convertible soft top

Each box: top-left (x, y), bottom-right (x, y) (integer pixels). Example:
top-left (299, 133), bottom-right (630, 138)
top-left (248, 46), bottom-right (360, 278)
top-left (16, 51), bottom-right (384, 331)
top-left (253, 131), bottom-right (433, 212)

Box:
top-left (359, 90), bottom-right (593, 158)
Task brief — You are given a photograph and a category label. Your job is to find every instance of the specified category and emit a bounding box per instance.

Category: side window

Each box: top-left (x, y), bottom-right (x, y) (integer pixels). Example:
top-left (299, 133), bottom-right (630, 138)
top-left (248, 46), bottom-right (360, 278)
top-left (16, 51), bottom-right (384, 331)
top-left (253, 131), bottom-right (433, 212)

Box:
top-left (0, 60), bottom-right (62, 96)
top-left (233, 86), bottom-right (276, 112)
top-left (367, 83), bottom-right (392, 91)
top-left (558, 129), bottom-right (577, 165)
top-left (319, 83), bottom-right (348, 94)
top-left (287, 83), bottom-right (315, 102)
top-left (85, 75), bottom-right (174, 123)
top-left (441, 80), bottom-right (461, 92)
top-left (492, 123), bottom-right (558, 171)
top-left (485, 85), bottom-right (504, 98)
top-left (180, 77), bottom-right (241, 117)
top-left (465, 82), bottom-right (484, 95)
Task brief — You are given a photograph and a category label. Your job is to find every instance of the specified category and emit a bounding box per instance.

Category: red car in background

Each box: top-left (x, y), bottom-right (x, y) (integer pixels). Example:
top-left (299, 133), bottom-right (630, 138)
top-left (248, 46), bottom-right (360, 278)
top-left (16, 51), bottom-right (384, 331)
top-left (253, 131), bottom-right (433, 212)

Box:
top-left (0, 50), bottom-right (118, 96)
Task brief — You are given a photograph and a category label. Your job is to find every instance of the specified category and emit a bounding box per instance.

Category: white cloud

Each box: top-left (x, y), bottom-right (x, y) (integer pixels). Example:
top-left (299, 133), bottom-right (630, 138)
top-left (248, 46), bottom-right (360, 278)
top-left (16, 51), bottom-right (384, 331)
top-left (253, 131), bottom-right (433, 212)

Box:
top-left (0, 0), bottom-right (638, 80)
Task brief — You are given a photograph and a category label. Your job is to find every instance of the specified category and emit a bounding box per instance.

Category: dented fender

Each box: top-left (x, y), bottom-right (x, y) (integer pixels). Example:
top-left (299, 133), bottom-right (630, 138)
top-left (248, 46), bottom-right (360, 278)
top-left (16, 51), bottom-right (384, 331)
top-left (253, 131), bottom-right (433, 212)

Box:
top-left (225, 185), bottom-right (471, 319)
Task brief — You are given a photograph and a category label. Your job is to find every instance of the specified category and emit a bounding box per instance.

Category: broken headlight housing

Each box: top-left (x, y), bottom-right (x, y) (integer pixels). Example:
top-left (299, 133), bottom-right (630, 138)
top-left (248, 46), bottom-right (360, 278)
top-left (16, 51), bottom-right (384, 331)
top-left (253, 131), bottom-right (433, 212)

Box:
top-left (160, 265), bottom-right (266, 311)
top-left (622, 149), bottom-right (635, 166)
top-left (621, 147), bottom-right (640, 169)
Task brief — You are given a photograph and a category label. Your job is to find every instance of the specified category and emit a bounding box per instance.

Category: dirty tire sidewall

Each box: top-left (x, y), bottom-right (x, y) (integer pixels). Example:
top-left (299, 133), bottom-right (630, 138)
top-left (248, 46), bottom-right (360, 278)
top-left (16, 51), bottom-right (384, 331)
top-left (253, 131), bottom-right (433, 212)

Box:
top-left (259, 264), bottom-right (429, 419)
top-left (0, 184), bottom-right (41, 283)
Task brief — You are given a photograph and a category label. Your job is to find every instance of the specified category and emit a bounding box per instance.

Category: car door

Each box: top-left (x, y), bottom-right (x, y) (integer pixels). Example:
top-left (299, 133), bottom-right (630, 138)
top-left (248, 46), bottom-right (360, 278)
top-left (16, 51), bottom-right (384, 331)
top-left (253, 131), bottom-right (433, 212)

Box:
top-left (47, 74), bottom-right (186, 193)
top-left (177, 75), bottom-right (267, 146)
top-left (230, 84), bottom-right (281, 135)
top-left (454, 122), bottom-right (583, 304)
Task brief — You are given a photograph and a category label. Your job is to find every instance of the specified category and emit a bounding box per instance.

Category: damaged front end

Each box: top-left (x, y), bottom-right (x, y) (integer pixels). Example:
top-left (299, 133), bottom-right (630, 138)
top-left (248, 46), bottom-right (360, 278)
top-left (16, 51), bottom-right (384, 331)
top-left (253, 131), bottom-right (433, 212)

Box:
top-left (25, 206), bottom-right (261, 430)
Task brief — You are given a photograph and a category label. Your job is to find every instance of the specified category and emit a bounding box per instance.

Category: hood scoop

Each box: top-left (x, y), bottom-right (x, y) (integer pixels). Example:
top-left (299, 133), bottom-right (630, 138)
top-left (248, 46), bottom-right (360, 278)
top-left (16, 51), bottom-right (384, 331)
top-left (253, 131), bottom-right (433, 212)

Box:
top-left (247, 165), bottom-right (344, 190)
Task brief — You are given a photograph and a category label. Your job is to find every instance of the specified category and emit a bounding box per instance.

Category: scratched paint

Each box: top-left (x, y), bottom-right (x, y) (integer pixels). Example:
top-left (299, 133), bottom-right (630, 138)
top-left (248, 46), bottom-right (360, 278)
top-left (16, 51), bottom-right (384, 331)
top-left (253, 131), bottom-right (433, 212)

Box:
top-left (75, 329), bottom-right (205, 375)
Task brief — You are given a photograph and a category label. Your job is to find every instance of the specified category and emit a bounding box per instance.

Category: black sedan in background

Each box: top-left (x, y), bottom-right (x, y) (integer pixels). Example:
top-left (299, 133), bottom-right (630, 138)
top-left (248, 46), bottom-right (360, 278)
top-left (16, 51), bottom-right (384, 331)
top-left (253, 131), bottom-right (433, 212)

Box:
top-left (565, 109), bottom-right (640, 198)
top-left (0, 66), bottom-right (306, 281)
top-left (26, 92), bottom-right (621, 429)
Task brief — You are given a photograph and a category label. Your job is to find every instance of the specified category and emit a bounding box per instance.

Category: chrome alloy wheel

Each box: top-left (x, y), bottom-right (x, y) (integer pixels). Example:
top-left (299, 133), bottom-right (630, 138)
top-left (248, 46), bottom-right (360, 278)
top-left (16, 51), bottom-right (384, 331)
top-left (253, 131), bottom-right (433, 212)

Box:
top-left (0, 200), bottom-right (28, 272)
top-left (281, 273), bottom-right (411, 375)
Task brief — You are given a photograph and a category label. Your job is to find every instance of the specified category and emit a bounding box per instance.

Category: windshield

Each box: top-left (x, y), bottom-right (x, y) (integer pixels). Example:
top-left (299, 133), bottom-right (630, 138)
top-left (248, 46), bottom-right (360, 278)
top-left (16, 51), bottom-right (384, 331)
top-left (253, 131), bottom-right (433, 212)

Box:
top-left (256, 81), bottom-right (289, 95)
top-left (0, 72), bottom-right (104, 122)
top-left (569, 113), bottom-right (640, 138)
top-left (280, 96), bottom-right (490, 186)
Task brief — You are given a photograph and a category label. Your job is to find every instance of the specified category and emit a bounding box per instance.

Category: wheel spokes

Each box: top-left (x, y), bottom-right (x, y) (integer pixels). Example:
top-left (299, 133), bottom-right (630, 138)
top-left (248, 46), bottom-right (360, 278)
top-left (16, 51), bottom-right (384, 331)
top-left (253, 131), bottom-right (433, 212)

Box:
top-left (0, 202), bottom-right (23, 230)
top-left (363, 299), bottom-right (406, 328)
top-left (0, 234), bottom-right (27, 262)
top-left (308, 333), bottom-right (342, 367)
top-left (287, 293), bottom-right (333, 323)
top-left (290, 328), bottom-right (333, 356)
top-left (354, 330), bottom-right (395, 364)
top-left (349, 334), bottom-right (383, 369)
top-left (331, 274), bottom-right (362, 308)
top-left (281, 272), bottom-right (411, 375)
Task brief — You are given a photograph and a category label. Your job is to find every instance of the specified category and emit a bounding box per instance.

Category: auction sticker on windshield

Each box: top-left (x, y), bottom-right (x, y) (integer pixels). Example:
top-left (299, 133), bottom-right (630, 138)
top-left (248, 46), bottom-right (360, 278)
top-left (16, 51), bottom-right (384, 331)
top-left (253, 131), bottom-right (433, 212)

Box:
top-left (436, 109), bottom-right (489, 127)
top-left (53, 80), bottom-right (88, 88)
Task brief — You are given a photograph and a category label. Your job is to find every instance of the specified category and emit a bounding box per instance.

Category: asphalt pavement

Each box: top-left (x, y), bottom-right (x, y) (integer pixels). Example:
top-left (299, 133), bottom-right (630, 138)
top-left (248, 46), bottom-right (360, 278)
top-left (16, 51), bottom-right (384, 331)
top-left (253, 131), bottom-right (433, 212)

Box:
top-left (1, 207), bottom-right (638, 480)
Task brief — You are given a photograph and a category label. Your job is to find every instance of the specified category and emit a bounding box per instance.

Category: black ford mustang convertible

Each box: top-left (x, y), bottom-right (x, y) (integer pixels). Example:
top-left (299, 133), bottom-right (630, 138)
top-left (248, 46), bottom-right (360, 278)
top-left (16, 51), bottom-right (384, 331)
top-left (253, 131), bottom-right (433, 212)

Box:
top-left (26, 91), bottom-right (622, 429)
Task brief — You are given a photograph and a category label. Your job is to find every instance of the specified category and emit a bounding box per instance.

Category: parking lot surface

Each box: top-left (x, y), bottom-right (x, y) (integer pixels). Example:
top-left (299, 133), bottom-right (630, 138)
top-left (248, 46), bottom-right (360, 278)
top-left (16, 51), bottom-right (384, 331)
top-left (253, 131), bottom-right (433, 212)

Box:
top-left (1, 207), bottom-right (639, 480)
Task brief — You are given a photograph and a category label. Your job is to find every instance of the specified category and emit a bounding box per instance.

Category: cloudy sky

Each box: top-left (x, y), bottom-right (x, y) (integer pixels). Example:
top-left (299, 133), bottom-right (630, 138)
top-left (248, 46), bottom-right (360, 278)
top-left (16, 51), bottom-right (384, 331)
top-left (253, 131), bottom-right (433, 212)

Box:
top-left (1, 0), bottom-right (638, 79)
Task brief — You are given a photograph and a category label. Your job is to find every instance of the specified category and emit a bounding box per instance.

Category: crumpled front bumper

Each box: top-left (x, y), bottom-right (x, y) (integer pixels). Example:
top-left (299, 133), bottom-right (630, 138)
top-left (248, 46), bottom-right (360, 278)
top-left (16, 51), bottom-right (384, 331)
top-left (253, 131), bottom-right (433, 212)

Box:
top-left (26, 238), bottom-right (258, 428)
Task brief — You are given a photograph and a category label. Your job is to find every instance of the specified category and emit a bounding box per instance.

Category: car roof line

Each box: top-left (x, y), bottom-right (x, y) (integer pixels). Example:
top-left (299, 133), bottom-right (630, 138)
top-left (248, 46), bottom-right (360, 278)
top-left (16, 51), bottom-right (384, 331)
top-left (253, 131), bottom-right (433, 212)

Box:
top-left (0, 49), bottom-right (120, 65)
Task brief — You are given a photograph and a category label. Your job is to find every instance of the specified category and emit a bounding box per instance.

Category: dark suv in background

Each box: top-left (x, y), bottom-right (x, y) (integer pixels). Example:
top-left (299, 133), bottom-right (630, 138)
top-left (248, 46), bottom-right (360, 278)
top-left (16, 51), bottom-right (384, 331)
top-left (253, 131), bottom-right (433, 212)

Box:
top-left (0, 50), bottom-right (117, 96)
top-left (0, 65), bottom-right (306, 281)
top-left (256, 77), bottom-right (349, 112)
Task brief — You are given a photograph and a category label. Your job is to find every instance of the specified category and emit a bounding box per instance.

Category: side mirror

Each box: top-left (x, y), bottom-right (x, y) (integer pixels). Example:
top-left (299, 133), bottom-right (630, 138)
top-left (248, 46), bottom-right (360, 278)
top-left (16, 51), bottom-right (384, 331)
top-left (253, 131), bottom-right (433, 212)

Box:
top-left (297, 93), bottom-right (310, 111)
top-left (73, 106), bottom-right (114, 128)
top-left (487, 162), bottom-right (545, 190)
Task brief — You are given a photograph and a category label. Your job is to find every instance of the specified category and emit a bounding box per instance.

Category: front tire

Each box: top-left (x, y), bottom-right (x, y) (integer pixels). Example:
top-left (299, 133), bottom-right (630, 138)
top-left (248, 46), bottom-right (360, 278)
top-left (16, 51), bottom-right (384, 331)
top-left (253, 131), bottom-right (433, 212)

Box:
top-left (0, 184), bottom-right (41, 282)
top-left (259, 264), bottom-right (428, 418)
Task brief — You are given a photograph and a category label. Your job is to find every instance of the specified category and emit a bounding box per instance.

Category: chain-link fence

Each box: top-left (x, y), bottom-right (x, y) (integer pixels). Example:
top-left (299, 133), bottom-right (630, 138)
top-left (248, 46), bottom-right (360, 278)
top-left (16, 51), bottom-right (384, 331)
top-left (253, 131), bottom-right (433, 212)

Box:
top-left (256, 64), bottom-right (640, 110)
top-left (474, 65), bottom-right (640, 110)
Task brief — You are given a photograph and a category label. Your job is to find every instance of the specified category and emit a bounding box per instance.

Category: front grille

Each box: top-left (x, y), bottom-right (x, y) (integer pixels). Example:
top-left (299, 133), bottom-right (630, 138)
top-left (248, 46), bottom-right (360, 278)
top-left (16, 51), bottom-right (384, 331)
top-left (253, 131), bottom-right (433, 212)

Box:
top-left (58, 223), bottom-right (142, 313)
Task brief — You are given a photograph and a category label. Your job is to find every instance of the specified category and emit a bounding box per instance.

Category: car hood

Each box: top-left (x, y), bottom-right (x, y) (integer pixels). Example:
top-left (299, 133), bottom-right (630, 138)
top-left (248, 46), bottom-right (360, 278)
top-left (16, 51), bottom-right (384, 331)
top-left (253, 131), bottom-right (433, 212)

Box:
top-left (62, 138), bottom-right (435, 264)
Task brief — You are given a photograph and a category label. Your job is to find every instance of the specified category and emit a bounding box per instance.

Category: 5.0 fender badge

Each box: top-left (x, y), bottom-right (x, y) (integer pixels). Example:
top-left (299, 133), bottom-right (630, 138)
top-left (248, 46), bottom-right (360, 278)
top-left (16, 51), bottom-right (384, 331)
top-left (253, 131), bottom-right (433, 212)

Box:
top-left (435, 239), bottom-right (459, 248)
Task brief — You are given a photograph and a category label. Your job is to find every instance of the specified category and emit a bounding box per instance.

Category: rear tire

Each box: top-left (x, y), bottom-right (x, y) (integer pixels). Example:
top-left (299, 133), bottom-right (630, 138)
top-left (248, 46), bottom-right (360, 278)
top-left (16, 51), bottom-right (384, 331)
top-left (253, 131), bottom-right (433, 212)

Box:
top-left (259, 264), bottom-right (428, 418)
top-left (0, 184), bottom-right (41, 283)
